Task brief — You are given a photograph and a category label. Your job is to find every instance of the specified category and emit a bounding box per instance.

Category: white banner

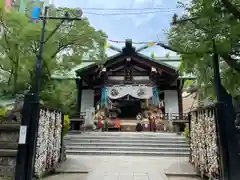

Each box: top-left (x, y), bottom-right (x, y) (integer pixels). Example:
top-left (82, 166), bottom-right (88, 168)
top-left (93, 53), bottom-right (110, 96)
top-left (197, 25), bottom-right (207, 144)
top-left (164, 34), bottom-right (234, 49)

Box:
top-left (107, 85), bottom-right (153, 99)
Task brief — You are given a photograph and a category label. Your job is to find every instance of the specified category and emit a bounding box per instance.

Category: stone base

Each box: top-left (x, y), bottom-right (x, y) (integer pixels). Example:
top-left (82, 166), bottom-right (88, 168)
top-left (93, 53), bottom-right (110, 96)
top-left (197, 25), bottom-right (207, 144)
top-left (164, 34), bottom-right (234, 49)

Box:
top-left (0, 164), bottom-right (15, 177)
top-left (0, 152), bottom-right (17, 177)
top-left (60, 144), bottom-right (67, 162)
top-left (120, 125), bottom-right (136, 132)
top-left (0, 124), bottom-right (19, 178)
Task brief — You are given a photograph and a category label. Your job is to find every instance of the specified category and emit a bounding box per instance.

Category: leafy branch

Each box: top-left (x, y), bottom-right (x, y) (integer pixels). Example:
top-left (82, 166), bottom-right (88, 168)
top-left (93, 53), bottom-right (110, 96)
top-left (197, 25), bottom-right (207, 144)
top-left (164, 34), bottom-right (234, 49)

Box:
top-left (220, 0), bottom-right (240, 20)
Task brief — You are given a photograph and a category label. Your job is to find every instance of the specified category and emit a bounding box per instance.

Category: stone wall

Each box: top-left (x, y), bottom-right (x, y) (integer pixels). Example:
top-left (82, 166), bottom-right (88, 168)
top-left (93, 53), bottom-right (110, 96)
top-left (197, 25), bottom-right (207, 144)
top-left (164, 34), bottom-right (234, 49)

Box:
top-left (0, 122), bottom-right (67, 179)
top-left (0, 124), bottom-right (19, 178)
top-left (0, 104), bottom-right (68, 179)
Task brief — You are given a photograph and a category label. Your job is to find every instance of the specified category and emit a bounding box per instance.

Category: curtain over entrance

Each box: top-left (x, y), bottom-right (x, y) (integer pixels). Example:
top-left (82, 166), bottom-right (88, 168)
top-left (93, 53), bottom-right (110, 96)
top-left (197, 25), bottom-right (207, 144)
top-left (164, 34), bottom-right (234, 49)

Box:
top-left (107, 85), bottom-right (153, 99)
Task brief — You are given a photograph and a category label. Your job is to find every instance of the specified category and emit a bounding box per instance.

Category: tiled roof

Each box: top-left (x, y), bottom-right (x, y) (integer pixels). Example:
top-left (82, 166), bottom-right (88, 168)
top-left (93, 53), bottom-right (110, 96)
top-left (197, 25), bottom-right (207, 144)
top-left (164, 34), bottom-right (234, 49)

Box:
top-left (51, 55), bottom-right (183, 79)
top-left (140, 54), bottom-right (181, 70)
top-left (51, 39), bottom-right (185, 79)
top-left (153, 57), bottom-right (181, 69)
top-left (51, 62), bottom-right (95, 79)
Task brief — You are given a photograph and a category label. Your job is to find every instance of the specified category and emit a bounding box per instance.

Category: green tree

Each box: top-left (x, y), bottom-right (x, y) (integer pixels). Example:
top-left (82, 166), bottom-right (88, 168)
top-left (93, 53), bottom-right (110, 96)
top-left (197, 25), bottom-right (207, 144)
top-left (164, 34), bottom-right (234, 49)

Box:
top-left (167, 0), bottom-right (240, 98)
top-left (0, 5), bottom-right (107, 112)
top-left (220, 0), bottom-right (240, 20)
top-left (40, 80), bottom-right (77, 115)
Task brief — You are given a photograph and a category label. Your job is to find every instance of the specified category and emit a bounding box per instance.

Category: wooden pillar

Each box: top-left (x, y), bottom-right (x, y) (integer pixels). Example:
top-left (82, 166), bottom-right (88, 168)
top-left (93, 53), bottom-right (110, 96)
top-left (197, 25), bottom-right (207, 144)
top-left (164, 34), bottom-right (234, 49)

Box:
top-left (177, 80), bottom-right (184, 132)
top-left (76, 78), bottom-right (82, 115)
top-left (177, 80), bottom-right (183, 116)
top-left (73, 78), bottom-right (82, 130)
top-left (94, 89), bottom-right (101, 110)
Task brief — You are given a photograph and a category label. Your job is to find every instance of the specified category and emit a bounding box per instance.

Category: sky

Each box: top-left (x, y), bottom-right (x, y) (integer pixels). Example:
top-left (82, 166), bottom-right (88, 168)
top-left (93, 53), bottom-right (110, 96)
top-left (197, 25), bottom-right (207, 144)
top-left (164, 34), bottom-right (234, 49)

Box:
top-left (54, 0), bottom-right (187, 57)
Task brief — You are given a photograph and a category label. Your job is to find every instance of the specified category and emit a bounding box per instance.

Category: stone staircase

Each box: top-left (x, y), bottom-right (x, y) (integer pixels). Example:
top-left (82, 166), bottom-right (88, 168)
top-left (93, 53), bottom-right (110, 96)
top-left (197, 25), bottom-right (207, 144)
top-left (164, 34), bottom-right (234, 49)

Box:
top-left (65, 132), bottom-right (190, 156)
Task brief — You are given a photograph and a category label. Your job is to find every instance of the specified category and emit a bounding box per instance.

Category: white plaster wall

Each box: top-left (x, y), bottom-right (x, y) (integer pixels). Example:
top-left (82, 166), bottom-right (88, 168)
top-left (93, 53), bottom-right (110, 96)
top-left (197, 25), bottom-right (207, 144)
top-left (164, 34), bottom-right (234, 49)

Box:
top-left (164, 90), bottom-right (179, 114)
top-left (81, 90), bottom-right (94, 112)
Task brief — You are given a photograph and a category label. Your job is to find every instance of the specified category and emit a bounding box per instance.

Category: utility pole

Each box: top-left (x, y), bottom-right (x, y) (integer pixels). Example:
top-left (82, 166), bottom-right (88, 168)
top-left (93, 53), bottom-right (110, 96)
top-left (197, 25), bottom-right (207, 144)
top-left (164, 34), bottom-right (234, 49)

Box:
top-left (15, 6), bottom-right (83, 180)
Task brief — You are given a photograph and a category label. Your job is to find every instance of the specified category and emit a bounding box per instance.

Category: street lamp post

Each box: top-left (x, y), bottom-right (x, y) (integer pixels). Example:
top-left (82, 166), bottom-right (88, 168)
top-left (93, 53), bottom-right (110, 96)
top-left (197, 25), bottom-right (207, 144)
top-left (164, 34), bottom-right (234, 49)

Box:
top-left (171, 17), bottom-right (240, 180)
top-left (14, 6), bottom-right (82, 180)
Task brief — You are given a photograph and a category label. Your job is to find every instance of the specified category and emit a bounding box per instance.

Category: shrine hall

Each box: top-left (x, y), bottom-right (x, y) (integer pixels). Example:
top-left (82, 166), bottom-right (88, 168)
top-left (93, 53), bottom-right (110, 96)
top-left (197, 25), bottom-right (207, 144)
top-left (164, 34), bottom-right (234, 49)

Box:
top-left (58, 39), bottom-right (194, 131)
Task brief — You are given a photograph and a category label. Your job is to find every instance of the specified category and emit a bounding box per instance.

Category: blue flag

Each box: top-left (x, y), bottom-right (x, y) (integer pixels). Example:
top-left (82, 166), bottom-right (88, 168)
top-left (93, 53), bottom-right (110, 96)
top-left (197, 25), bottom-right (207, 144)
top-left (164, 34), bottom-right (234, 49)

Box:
top-left (31, 7), bottom-right (41, 19)
top-left (31, 0), bottom-right (41, 19)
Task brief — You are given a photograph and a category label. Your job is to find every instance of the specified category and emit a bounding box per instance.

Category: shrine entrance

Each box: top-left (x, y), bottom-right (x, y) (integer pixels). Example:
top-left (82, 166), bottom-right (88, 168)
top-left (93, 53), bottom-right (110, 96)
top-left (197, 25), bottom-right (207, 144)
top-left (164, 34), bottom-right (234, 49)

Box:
top-left (118, 98), bottom-right (141, 119)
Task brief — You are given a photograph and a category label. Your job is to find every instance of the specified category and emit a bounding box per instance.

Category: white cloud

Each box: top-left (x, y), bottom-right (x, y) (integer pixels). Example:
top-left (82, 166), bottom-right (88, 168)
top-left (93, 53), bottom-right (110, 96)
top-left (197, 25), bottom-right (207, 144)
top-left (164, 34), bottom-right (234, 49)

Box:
top-left (83, 0), bottom-right (132, 9)
top-left (131, 0), bottom-right (163, 26)
top-left (135, 0), bottom-right (163, 5)
top-left (135, 0), bottom-right (148, 3)
top-left (134, 13), bottom-right (155, 27)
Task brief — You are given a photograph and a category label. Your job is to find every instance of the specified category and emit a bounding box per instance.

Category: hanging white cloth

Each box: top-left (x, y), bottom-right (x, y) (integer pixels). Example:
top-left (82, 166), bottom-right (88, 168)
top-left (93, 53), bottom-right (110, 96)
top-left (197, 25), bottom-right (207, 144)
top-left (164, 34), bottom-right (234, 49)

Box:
top-left (107, 85), bottom-right (153, 99)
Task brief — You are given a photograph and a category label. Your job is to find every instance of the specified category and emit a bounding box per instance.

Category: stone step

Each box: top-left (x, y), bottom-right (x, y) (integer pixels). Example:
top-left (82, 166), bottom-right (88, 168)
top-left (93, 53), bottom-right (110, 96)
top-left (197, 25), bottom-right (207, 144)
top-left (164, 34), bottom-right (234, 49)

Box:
top-left (0, 141), bottom-right (18, 149)
top-left (66, 132), bottom-right (190, 157)
top-left (66, 150), bottom-right (189, 157)
top-left (0, 149), bottom-right (17, 157)
top-left (66, 146), bottom-right (189, 152)
top-left (65, 138), bottom-right (188, 144)
top-left (68, 131), bottom-right (180, 136)
top-left (65, 133), bottom-right (185, 140)
top-left (66, 133), bottom-right (185, 139)
top-left (0, 124), bottom-right (20, 131)
top-left (68, 131), bottom-right (182, 134)
top-left (0, 124), bottom-right (19, 142)
top-left (65, 142), bottom-right (190, 148)
top-left (65, 136), bottom-right (186, 142)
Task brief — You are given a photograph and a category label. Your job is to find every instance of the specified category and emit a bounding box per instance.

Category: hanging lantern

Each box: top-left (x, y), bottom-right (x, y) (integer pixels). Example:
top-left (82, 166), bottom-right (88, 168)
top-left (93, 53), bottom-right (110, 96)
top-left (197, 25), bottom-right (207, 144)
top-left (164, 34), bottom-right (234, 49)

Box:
top-left (147, 42), bottom-right (155, 47)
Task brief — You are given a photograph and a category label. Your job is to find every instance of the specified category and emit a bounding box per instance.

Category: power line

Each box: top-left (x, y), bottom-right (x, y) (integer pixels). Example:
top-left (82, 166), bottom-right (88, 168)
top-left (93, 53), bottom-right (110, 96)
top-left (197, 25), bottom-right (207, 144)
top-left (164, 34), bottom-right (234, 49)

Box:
top-left (107, 39), bottom-right (169, 45)
top-left (83, 10), bottom-right (176, 16)
top-left (81, 7), bottom-right (180, 11)
top-left (79, 6), bottom-right (183, 16)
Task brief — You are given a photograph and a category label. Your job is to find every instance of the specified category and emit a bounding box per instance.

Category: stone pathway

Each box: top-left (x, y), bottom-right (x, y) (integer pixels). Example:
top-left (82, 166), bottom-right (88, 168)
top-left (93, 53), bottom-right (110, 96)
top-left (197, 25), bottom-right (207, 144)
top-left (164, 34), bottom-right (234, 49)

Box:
top-left (43, 155), bottom-right (201, 180)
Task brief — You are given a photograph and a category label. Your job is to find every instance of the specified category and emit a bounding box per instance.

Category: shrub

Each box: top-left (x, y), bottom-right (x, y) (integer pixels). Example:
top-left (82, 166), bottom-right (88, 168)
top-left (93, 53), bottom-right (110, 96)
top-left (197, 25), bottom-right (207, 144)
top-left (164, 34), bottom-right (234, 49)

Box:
top-left (184, 124), bottom-right (189, 139)
top-left (0, 107), bottom-right (7, 120)
top-left (63, 115), bottom-right (70, 136)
